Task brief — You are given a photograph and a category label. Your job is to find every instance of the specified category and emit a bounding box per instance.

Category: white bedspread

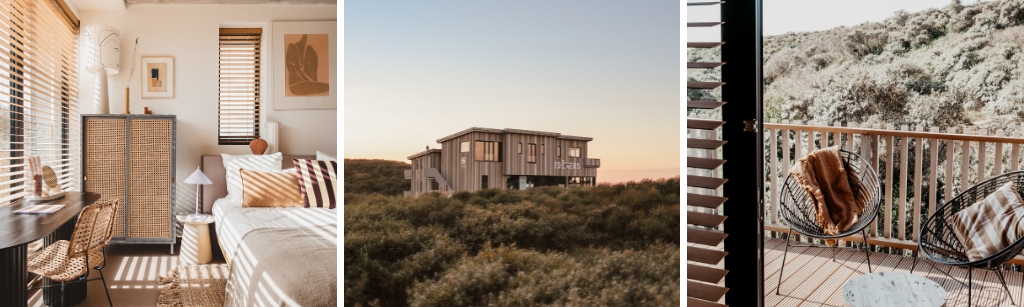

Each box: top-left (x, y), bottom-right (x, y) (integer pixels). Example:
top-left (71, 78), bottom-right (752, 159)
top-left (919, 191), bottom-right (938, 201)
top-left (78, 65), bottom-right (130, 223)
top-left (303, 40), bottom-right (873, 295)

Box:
top-left (212, 197), bottom-right (337, 265)
top-left (212, 198), bottom-right (338, 307)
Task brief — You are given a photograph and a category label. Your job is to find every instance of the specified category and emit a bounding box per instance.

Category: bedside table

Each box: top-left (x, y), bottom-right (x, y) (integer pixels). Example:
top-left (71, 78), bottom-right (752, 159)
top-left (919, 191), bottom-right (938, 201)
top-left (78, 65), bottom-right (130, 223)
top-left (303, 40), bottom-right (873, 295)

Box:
top-left (176, 214), bottom-right (214, 265)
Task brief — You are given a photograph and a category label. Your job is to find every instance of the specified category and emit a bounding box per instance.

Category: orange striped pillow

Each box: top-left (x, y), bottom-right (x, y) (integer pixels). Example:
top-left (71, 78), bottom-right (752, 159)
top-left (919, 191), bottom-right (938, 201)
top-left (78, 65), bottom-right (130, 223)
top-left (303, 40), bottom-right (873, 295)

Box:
top-left (949, 181), bottom-right (1024, 261)
top-left (293, 159), bottom-right (337, 209)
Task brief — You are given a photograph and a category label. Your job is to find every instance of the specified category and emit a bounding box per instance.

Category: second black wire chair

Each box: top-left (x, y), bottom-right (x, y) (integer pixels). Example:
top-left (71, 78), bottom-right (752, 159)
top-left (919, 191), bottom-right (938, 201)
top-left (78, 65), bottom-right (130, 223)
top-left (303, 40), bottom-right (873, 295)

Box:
top-left (916, 171), bottom-right (1024, 306)
top-left (776, 149), bottom-right (883, 295)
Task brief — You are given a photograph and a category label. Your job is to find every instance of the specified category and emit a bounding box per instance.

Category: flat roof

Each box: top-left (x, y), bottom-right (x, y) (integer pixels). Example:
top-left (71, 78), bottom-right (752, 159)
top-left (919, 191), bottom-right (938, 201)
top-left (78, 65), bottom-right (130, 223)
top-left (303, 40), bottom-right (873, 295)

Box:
top-left (407, 149), bottom-right (442, 160)
top-left (435, 127), bottom-right (593, 143)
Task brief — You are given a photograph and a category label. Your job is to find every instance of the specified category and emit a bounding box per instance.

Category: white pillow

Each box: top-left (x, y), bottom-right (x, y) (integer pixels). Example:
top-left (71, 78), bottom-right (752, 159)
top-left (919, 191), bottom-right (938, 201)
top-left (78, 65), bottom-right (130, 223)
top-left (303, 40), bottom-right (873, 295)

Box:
top-left (223, 152), bottom-right (282, 200)
top-left (316, 151), bottom-right (336, 161)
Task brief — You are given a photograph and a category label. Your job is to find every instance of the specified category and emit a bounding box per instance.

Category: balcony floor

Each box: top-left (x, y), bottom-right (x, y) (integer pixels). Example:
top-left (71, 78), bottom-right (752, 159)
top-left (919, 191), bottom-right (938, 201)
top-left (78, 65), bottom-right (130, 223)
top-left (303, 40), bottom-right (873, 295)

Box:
top-left (764, 237), bottom-right (1024, 307)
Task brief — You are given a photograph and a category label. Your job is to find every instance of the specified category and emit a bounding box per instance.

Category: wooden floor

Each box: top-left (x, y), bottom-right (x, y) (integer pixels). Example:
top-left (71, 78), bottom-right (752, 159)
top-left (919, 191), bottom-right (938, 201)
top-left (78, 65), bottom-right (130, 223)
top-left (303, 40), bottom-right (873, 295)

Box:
top-left (765, 237), bottom-right (1024, 307)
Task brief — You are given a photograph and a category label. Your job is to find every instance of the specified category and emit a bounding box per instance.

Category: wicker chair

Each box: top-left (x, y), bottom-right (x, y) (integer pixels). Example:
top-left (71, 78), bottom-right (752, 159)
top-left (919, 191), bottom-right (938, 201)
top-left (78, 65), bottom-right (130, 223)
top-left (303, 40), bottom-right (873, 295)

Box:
top-left (27, 199), bottom-right (118, 307)
top-left (916, 171), bottom-right (1024, 306)
top-left (775, 149), bottom-right (883, 295)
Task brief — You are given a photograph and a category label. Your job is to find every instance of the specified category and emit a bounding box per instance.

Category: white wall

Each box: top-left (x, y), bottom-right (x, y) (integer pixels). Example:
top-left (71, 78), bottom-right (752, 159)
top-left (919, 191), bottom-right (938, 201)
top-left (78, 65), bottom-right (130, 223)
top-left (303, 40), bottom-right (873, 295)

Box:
top-left (77, 4), bottom-right (337, 214)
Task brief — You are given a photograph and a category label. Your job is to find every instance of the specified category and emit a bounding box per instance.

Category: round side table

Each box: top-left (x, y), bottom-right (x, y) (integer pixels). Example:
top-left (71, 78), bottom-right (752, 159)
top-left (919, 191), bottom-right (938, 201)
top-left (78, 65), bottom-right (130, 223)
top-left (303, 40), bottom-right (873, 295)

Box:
top-left (176, 214), bottom-right (214, 265)
top-left (842, 271), bottom-right (946, 307)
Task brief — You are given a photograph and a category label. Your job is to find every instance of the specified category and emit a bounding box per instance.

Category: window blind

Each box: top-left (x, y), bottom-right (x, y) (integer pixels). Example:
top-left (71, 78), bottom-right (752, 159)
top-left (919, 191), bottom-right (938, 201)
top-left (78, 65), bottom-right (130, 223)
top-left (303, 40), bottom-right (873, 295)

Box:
top-left (218, 28), bottom-right (261, 145)
top-left (0, 0), bottom-right (79, 205)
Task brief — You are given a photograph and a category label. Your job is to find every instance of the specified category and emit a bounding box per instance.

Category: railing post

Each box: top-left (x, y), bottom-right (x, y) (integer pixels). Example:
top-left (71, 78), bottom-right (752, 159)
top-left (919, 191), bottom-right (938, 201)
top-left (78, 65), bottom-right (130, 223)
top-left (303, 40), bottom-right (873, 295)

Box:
top-left (883, 124), bottom-right (895, 243)
top-left (1013, 131), bottom-right (1022, 172)
top-left (898, 124), bottom-right (910, 242)
top-left (995, 129), bottom-right (1005, 176)
top-left (860, 127), bottom-right (878, 238)
top-left (945, 127), bottom-right (956, 201)
top-left (912, 126), bottom-right (924, 243)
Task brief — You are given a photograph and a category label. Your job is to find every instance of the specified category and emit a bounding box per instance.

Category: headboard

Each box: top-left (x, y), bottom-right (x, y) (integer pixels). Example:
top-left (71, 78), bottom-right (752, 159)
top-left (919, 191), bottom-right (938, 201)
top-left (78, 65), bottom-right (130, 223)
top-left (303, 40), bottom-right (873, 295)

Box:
top-left (200, 154), bottom-right (315, 213)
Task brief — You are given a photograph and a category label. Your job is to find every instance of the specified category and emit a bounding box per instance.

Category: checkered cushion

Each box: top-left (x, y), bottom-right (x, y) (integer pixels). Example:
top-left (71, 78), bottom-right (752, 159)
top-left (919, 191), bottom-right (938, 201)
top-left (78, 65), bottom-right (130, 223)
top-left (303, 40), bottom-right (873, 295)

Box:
top-left (293, 159), bottom-right (337, 209)
top-left (950, 181), bottom-right (1024, 261)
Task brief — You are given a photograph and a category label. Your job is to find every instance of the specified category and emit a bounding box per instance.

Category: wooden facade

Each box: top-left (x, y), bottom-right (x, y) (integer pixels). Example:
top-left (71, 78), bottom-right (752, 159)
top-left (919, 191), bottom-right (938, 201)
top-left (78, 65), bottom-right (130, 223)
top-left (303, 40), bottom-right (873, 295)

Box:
top-left (406, 128), bottom-right (599, 197)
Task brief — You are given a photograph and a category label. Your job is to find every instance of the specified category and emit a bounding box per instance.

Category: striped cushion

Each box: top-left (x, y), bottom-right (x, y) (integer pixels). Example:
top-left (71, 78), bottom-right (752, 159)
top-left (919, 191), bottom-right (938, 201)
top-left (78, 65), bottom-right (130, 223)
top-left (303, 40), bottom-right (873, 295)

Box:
top-left (949, 181), bottom-right (1024, 261)
top-left (292, 159), bottom-right (337, 209)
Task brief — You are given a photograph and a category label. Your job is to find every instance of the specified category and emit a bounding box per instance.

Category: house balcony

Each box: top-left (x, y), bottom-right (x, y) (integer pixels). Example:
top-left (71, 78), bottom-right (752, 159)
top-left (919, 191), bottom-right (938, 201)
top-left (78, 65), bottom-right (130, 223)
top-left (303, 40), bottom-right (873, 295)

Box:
top-left (688, 119), bottom-right (1024, 306)
top-left (585, 158), bottom-right (600, 168)
top-left (404, 169), bottom-right (413, 180)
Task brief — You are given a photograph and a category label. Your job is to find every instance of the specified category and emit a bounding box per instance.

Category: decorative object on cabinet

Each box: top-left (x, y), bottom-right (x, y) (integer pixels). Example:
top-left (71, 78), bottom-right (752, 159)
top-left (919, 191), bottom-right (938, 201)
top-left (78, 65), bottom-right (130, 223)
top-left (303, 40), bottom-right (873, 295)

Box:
top-left (82, 114), bottom-right (176, 254)
top-left (144, 107), bottom-right (153, 114)
top-left (272, 21), bottom-right (337, 110)
top-left (141, 56), bottom-right (174, 99)
top-left (184, 167), bottom-right (212, 221)
top-left (83, 25), bottom-right (120, 114)
top-left (249, 138), bottom-right (268, 155)
top-left (124, 38), bottom-right (139, 114)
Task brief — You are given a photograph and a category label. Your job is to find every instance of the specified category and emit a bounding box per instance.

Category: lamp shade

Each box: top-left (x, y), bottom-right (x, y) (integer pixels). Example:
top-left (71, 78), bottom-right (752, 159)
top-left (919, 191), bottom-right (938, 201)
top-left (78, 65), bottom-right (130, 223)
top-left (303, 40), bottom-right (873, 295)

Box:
top-left (184, 166), bottom-right (212, 185)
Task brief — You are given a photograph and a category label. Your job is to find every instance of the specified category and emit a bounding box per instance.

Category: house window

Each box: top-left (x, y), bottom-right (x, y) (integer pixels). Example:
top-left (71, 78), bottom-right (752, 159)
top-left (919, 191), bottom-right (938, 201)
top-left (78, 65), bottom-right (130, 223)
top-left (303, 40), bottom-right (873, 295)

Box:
top-left (540, 144), bottom-right (545, 155)
top-left (0, 1), bottom-right (79, 204)
top-left (569, 147), bottom-right (581, 158)
top-left (557, 146), bottom-right (561, 157)
top-left (218, 28), bottom-right (262, 145)
top-left (518, 142), bottom-right (522, 154)
top-left (474, 141), bottom-right (500, 161)
top-left (460, 141), bottom-right (469, 152)
top-left (430, 179), bottom-right (439, 191)
top-left (527, 143), bottom-right (537, 163)
top-left (481, 175), bottom-right (488, 189)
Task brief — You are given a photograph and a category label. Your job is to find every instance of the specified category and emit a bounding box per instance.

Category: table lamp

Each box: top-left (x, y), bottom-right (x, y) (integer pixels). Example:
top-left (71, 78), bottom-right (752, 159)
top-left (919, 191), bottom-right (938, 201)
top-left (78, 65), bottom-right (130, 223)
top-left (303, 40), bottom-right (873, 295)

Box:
top-left (184, 166), bottom-right (212, 221)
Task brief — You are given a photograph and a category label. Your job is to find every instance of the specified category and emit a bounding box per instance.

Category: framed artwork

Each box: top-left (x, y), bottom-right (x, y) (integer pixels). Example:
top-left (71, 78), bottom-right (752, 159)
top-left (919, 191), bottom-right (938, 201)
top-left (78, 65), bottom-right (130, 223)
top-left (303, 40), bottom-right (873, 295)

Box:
top-left (141, 56), bottom-right (174, 99)
top-left (272, 21), bottom-right (337, 110)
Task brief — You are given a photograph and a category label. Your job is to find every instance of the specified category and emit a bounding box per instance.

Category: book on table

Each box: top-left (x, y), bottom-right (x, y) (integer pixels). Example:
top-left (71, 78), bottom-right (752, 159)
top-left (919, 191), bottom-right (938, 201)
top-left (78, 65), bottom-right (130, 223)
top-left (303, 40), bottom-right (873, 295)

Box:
top-left (14, 204), bottom-right (65, 214)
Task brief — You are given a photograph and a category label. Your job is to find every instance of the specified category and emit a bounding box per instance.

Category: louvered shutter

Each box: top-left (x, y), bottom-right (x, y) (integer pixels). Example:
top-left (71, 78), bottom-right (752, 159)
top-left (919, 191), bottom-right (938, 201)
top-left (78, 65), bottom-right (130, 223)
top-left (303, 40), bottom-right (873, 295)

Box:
top-left (687, 1), bottom-right (763, 306)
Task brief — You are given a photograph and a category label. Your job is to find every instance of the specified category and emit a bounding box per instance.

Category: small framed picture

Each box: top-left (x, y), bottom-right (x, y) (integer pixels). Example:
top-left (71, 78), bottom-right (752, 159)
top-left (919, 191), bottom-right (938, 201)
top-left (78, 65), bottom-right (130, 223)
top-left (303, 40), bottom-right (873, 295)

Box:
top-left (141, 56), bottom-right (174, 99)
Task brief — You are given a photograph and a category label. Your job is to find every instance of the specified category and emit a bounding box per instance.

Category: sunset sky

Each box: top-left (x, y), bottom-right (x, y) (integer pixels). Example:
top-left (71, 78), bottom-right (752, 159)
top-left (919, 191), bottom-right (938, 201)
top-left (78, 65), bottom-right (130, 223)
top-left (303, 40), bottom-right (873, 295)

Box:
top-left (344, 0), bottom-right (680, 184)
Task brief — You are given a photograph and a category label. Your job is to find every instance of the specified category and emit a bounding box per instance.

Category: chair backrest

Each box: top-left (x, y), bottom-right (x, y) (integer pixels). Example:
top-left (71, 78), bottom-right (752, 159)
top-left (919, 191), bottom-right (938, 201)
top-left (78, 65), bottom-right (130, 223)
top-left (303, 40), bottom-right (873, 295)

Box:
top-left (67, 202), bottom-right (102, 259)
top-left (88, 199), bottom-right (118, 254)
top-left (779, 149), bottom-right (884, 237)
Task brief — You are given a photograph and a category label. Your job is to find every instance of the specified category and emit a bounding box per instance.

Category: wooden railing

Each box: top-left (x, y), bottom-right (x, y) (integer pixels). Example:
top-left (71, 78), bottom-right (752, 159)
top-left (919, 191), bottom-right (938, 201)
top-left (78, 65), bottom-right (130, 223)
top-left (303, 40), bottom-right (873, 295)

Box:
top-left (762, 119), bottom-right (1024, 262)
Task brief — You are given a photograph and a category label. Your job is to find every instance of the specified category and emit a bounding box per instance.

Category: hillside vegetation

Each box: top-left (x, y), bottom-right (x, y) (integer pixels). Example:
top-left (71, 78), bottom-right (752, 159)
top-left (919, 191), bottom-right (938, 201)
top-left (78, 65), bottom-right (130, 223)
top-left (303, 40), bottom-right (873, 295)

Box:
top-left (690, 0), bottom-right (1024, 132)
top-left (344, 159), bottom-right (410, 196)
top-left (344, 177), bottom-right (681, 307)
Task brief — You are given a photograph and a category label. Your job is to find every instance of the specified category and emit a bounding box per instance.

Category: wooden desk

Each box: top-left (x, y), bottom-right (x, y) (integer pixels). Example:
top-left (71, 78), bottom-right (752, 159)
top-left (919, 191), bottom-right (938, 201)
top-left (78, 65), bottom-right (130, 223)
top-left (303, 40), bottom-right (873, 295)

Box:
top-left (0, 192), bottom-right (101, 307)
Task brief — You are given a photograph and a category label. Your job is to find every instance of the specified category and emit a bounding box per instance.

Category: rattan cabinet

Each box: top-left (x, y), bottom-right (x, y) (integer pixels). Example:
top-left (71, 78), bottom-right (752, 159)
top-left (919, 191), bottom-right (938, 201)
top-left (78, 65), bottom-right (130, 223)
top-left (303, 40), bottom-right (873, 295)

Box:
top-left (82, 115), bottom-right (176, 253)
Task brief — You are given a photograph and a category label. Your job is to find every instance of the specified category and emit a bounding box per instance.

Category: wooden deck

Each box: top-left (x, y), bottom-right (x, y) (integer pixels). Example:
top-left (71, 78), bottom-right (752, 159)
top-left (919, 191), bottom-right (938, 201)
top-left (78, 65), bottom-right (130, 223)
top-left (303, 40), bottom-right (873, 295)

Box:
top-left (764, 237), bottom-right (1024, 307)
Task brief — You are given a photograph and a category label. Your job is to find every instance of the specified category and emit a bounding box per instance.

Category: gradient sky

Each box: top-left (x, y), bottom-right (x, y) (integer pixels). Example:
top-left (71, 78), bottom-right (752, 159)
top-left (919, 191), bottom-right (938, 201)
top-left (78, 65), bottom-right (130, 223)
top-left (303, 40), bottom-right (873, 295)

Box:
top-left (688, 0), bottom-right (991, 42)
top-left (345, 0), bottom-right (680, 183)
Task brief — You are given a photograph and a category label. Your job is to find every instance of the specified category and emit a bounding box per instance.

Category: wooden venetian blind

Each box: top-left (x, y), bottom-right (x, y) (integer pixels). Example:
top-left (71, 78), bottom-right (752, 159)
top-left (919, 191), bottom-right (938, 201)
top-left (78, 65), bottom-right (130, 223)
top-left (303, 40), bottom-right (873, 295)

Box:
top-left (687, 1), bottom-right (730, 306)
top-left (0, 0), bottom-right (79, 205)
top-left (218, 28), bottom-right (261, 145)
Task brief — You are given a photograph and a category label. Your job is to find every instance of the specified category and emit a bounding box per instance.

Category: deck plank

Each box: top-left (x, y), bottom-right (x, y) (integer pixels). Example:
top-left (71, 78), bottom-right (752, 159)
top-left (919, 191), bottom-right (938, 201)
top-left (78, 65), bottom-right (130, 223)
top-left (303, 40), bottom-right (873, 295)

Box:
top-left (796, 247), bottom-right (870, 307)
top-left (761, 238), bottom-right (1024, 307)
top-left (786, 246), bottom-right (859, 306)
top-left (766, 245), bottom-right (829, 306)
top-left (820, 249), bottom-right (893, 306)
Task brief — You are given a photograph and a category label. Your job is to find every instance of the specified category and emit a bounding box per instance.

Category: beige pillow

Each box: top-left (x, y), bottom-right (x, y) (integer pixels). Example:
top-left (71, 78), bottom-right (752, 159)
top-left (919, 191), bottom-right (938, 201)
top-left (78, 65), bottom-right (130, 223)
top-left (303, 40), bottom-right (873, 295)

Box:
top-left (950, 181), bottom-right (1024, 261)
top-left (239, 168), bottom-right (304, 208)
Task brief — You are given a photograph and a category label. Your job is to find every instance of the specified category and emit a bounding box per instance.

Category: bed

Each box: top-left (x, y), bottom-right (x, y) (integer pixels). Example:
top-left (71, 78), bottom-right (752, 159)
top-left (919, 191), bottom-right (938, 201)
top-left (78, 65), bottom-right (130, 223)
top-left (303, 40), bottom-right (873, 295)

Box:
top-left (201, 154), bottom-right (337, 307)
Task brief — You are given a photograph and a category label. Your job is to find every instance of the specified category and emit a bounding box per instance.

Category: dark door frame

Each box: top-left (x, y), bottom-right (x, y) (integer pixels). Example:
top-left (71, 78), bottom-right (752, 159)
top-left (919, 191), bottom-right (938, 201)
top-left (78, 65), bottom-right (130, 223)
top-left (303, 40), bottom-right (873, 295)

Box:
top-left (719, 0), bottom-right (764, 305)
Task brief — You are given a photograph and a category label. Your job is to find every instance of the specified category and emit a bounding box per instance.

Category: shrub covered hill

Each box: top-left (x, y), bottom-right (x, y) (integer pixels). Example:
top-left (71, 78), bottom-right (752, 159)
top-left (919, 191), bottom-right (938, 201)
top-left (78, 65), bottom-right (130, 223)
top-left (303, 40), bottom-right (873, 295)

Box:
top-left (343, 159), bottom-right (410, 196)
top-left (344, 177), bottom-right (681, 307)
top-left (689, 0), bottom-right (1024, 132)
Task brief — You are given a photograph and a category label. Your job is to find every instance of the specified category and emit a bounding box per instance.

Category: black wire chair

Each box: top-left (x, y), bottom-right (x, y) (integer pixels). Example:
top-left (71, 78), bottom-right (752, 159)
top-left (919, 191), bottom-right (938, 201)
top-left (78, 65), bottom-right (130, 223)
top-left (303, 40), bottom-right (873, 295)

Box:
top-left (776, 149), bottom-right (883, 295)
top-left (916, 171), bottom-right (1024, 306)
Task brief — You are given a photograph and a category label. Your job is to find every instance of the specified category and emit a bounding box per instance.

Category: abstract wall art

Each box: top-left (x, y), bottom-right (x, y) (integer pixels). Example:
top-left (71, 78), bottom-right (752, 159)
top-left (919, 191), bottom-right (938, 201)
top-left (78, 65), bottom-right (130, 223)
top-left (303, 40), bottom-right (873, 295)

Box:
top-left (141, 56), bottom-right (174, 98)
top-left (272, 21), bottom-right (336, 110)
